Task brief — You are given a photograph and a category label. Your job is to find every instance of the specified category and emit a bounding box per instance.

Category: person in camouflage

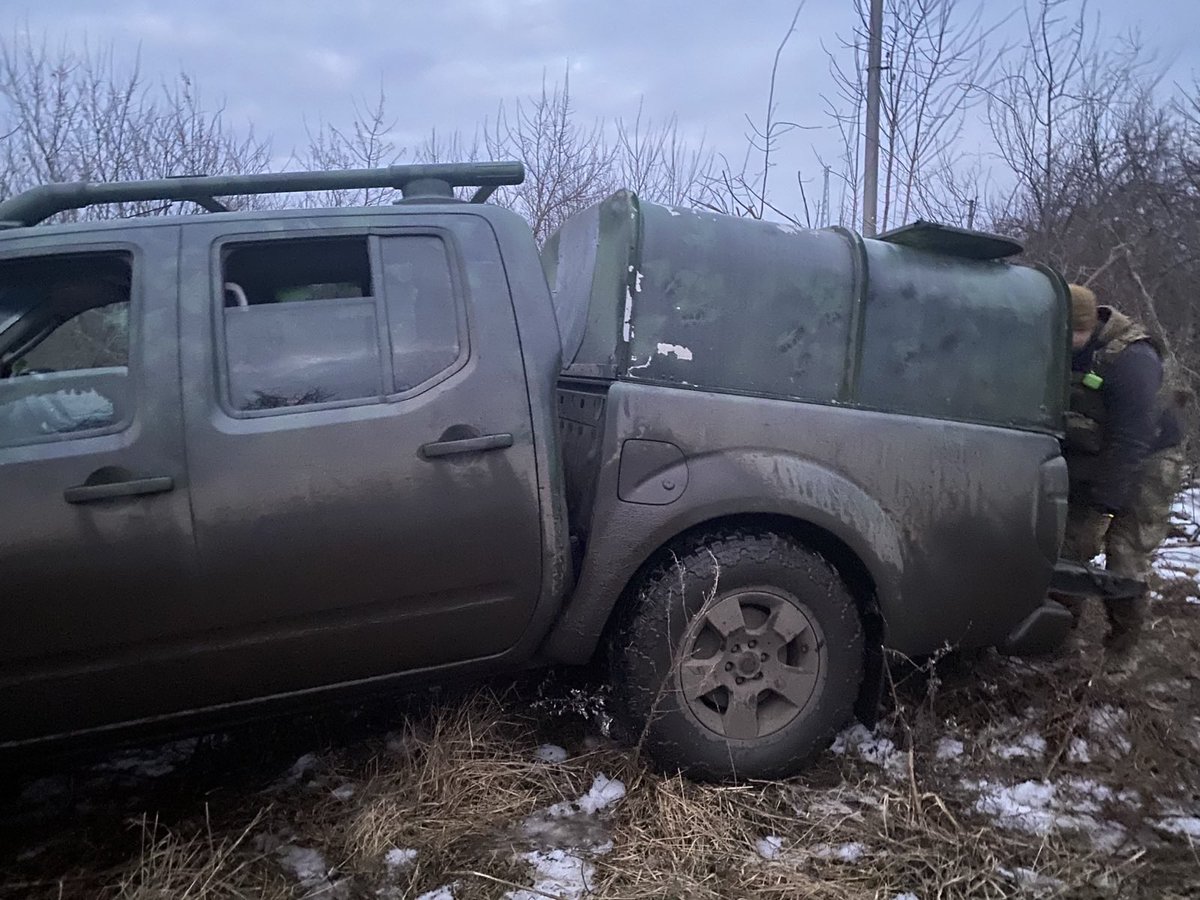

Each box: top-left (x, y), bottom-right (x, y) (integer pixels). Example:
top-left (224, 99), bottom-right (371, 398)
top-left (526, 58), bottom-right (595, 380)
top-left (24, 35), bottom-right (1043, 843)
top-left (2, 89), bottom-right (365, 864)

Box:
top-left (1058, 284), bottom-right (1186, 666)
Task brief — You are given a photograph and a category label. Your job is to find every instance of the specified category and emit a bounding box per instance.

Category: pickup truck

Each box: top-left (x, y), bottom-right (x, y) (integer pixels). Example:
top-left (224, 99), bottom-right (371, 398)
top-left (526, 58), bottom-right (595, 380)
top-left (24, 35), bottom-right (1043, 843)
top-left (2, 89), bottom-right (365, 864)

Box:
top-left (0, 162), bottom-right (1075, 779)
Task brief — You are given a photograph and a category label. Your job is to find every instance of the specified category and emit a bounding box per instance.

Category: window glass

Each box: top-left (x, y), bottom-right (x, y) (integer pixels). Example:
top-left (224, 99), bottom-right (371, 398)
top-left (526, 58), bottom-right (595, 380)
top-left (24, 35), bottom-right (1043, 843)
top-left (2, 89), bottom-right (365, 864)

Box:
top-left (222, 238), bottom-right (383, 410)
top-left (0, 253), bottom-right (133, 446)
top-left (380, 236), bottom-right (462, 391)
top-left (219, 234), bottom-right (465, 412)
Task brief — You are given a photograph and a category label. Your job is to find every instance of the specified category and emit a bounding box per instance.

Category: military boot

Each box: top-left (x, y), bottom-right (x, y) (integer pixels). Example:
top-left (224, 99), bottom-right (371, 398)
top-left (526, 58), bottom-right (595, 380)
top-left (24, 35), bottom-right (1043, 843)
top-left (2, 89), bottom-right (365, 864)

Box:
top-left (1102, 596), bottom-right (1144, 679)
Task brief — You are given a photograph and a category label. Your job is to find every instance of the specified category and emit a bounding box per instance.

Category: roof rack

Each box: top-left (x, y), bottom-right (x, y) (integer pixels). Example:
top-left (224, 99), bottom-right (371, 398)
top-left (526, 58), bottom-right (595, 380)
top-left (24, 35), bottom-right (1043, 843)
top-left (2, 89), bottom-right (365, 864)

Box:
top-left (0, 161), bottom-right (525, 229)
top-left (876, 219), bottom-right (1022, 260)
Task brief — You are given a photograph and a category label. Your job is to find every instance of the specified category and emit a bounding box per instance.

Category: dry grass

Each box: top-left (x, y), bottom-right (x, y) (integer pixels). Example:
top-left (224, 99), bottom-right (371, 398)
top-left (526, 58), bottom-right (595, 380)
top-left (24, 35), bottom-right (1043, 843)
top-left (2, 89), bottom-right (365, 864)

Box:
top-left (2, 591), bottom-right (1199, 900)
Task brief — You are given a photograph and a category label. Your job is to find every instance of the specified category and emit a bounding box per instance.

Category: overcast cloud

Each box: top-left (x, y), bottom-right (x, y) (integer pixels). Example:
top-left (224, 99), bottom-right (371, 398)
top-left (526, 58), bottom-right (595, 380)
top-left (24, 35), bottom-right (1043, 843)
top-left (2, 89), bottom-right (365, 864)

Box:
top-left (7, 0), bottom-right (1200, 215)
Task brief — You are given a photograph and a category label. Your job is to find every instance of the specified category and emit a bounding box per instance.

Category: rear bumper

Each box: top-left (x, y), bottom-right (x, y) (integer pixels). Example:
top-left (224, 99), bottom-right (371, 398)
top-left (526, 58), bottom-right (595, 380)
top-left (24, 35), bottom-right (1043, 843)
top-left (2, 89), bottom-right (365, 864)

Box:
top-left (1000, 598), bottom-right (1074, 656)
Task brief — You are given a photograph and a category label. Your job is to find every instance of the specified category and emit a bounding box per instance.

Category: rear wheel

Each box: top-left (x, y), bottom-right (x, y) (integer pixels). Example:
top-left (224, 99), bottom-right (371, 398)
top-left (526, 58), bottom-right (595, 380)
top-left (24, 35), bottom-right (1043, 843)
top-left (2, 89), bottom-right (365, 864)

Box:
top-left (610, 529), bottom-right (865, 780)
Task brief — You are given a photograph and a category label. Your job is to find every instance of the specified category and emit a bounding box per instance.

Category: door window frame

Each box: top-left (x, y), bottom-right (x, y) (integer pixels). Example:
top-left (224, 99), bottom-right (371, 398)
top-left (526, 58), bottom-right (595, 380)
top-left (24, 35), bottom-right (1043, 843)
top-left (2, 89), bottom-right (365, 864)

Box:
top-left (0, 241), bottom-right (142, 448)
top-left (210, 226), bottom-right (472, 420)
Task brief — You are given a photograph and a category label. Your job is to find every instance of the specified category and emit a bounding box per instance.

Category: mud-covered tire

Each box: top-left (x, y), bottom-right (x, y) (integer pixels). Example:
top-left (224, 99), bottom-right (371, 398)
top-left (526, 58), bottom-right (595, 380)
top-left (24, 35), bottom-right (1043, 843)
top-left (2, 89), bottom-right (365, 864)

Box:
top-left (609, 529), bottom-right (864, 780)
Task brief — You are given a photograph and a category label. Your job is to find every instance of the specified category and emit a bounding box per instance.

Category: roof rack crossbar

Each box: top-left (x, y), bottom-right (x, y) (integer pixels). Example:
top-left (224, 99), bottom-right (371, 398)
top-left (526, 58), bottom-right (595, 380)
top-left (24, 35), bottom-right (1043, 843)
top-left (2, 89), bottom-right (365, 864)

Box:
top-left (0, 161), bottom-right (526, 227)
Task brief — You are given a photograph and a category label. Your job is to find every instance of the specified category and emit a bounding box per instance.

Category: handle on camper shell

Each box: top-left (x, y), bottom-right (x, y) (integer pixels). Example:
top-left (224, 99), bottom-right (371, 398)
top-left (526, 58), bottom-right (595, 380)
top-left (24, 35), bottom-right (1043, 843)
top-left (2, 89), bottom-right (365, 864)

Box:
top-left (0, 162), bottom-right (526, 227)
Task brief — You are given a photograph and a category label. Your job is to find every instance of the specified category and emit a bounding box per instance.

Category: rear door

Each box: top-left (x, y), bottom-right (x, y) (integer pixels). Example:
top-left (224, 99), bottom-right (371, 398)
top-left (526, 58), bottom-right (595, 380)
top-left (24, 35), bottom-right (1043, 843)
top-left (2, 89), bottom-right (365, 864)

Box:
top-left (178, 214), bottom-right (543, 701)
top-left (0, 229), bottom-right (197, 744)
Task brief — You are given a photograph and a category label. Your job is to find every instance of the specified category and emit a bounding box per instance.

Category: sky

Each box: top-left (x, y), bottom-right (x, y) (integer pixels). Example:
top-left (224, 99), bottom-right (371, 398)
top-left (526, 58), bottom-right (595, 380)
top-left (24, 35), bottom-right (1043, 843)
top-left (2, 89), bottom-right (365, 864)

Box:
top-left (6, 0), bottom-right (1200, 220)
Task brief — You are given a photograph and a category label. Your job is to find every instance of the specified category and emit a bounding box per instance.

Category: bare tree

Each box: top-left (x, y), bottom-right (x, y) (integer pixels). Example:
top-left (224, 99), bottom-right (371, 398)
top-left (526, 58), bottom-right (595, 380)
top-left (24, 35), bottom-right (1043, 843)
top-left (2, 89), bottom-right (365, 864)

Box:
top-left (0, 29), bottom-right (271, 219)
top-left (300, 85), bottom-right (401, 206)
top-left (985, 2), bottom-right (1200, 431)
top-left (706, 3), bottom-right (811, 223)
top-left (824, 0), bottom-right (1002, 232)
top-left (482, 70), bottom-right (616, 244)
top-left (612, 100), bottom-right (718, 209)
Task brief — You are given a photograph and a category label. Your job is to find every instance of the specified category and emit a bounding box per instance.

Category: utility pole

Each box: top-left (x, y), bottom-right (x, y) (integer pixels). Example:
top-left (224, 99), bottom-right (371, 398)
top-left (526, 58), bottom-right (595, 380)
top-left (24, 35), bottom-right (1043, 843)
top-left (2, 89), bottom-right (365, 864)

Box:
top-left (862, 0), bottom-right (884, 237)
top-left (820, 164), bottom-right (831, 228)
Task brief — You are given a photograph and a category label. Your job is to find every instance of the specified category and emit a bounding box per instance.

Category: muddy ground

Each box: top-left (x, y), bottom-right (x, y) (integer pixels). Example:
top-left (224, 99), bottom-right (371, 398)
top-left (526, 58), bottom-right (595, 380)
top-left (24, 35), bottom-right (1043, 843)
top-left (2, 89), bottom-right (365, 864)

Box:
top-left (2, 551), bottom-right (1199, 899)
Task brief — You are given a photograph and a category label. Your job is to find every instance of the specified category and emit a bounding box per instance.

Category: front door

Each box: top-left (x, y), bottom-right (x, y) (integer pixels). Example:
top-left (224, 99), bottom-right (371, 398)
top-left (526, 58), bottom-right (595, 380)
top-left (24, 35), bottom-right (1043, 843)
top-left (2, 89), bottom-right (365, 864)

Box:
top-left (178, 215), bottom-right (543, 702)
top-left (0, 230), bottom-right (196, 744)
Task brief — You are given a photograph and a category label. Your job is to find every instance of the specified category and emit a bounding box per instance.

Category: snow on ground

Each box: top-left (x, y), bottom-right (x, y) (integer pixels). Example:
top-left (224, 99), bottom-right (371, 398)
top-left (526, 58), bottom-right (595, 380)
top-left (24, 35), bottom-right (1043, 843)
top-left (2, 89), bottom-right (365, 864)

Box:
top-left (1066, 737), bottom-right (1092, 764)
top-left (1152, 814), bottom-right (1200, 839)
top-left (998, 866), bottom-right (1065, 892)
top-left (756, 835), bottom-right (868, 864)
top-left (830, 723), bottom-right (906, 775)
top-left (91, 738), bottom-right (199, 779)
top-left (534, 744), bottom-right (569, 763)
top-left (276, 844), bottom-right (335, 888)
top-left (538, 774), bottom-right (626, 822)
top-left (1154, 487), bottom-right (1200, 590)
top-left (1088, 706), bottom-right (1134, 757)
top-left (968, 778), bottom-right (1132, 853)
top-left (506, 849), bottom-right (596, 900)
top-left (511, 773), bottom-right (624, 895)
top-left (384, 847), bottom-right (418, 872)
top-left (993, 732), bottom-right (1047, 760)
top-left (755, 836), bottom-right (784, 860)
top-left (934, 737), bottom-right (964, 761)
top-left (811, 841), bottom-right (868, 862)
top-left (413, 886), bottom-right (456, 900)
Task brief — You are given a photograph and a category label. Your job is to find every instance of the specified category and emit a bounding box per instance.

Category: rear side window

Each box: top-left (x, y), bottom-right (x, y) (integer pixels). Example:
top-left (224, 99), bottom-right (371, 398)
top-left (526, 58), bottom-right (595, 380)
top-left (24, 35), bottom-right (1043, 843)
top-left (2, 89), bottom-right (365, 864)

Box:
top-left (0, 251), bottom-right (134, 447)
top-left (219, 234), bottom-right (465, 413)
top-left (379, 236), bottom-right (462, 391)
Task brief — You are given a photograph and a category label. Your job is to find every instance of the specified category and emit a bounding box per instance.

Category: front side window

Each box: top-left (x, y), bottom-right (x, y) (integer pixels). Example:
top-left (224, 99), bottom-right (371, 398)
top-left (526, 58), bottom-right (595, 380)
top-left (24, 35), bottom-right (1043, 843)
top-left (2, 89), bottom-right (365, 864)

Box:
top-left (0, 252), bottom-right (133, 447)
top-left (220, 234), bottom-right (464, 413)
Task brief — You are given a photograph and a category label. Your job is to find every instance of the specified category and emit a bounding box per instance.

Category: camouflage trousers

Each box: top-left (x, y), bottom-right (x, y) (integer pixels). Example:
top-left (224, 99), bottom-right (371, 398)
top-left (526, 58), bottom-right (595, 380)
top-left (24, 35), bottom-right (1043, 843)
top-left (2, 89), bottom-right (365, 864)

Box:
top-left (1060, 444), bottom-right (1187, 644)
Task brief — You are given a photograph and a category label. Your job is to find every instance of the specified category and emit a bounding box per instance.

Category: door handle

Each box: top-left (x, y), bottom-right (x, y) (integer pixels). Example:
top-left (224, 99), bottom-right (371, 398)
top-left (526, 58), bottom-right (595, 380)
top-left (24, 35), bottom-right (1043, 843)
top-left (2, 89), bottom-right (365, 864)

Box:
top-left (64, 475), bottom-right (175, 504)
top-left (421, 433), bottom-right (514, 459)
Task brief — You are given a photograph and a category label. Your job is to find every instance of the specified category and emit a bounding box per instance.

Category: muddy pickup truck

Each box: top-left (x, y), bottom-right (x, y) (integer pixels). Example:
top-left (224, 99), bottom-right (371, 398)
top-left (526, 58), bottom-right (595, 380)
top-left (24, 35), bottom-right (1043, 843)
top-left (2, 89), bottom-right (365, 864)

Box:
top-left (0, 162), bottom-right (1075, 779)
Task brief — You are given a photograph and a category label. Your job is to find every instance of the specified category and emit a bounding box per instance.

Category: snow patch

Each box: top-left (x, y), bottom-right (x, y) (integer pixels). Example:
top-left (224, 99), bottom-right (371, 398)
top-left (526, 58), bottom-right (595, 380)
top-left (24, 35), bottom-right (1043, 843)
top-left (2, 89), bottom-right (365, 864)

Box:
top-left (507, 849), bottom-right (594, 900)
top-left (831, 724), bottom-right (904, 774)
top-left (1153, 816), bottom-right (1200, 839)
top-left (934, 737), bottom-right (964, 761)
top-left (276, 844), bottom-right (328, 884)
top-left (756, 835), bottom-right (784, 860)
top-left (542, 775), bottom-right (625, 818)
top-left (93, 738), bottom-right (198, 779)
top-left (535, 744), bottom-right (569, 763)
top-left (999, 866), bottom-right (1065, 892)
top-left (415, 887), bottom-right (456, 900)
top-left (520, 774), bottom-right (625, 851)
top-left (812, 841), bottom-right (868, 862)
top-left (970, 779), bottom-right (1129, 851)
top-left (278, 752), bottom-right (319, 787)
top-left (1067, 737), bottom-right (1092, 764)
top-left (384, 847), bottom-right (418, 871)
top-left (994, 732), bottom-right (1047, 760)
top-left (331, 784), bottom-right (356, 801)
top-left (892, 894), bottom-right (921, 900)
top-left (1089, 706), bottom-right (1133, 756)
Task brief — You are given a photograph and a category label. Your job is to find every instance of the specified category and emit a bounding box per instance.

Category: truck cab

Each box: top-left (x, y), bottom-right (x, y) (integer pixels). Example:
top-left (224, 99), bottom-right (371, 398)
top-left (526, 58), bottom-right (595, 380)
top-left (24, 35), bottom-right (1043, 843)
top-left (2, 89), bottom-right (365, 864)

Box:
top-left (0, 166), bottom-right (571, 747)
